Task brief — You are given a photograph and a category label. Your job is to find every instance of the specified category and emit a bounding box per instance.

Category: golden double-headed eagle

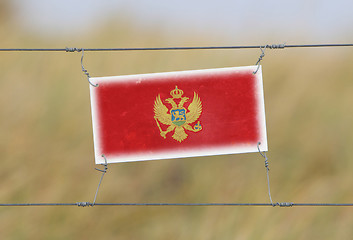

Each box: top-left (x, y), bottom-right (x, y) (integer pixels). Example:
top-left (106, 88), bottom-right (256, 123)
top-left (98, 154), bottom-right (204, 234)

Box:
top-left (154, 86), bottom-right (202, 142)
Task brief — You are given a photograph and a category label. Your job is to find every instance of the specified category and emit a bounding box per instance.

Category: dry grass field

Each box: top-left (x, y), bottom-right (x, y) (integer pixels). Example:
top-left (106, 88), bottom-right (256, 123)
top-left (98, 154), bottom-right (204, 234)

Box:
top-left (1, 10), bottom-right (353, 239)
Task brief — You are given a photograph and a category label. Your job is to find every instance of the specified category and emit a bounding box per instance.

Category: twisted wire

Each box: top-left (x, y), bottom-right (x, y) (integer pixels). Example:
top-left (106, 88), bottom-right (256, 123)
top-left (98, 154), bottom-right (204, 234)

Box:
top-left (92, 155), bottom-right (108, 206)
top-left (80, 49), bottom-right (98, 87)
top-left (0, 43), bottom-right (352, 52)
top-left (1, 202), bottom-right (353, 207)
top-left (257, 142), bottom-right (274, 205)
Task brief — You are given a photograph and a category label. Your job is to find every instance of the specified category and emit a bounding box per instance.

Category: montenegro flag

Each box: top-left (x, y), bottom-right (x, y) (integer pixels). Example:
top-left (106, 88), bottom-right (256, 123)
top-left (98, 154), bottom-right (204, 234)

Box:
top-left (90, 66), bottom-right (267, 164)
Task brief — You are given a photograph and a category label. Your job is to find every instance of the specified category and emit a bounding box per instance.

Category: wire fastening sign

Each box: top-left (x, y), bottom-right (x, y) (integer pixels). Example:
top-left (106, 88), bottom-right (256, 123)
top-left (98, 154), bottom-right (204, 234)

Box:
top-left (89, 66), bottom-right (268, 164)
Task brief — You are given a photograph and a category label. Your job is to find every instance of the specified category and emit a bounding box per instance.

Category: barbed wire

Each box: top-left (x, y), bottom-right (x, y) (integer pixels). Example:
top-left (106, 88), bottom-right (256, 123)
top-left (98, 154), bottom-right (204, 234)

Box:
top-left (0, 43), bottom-right (352, 52)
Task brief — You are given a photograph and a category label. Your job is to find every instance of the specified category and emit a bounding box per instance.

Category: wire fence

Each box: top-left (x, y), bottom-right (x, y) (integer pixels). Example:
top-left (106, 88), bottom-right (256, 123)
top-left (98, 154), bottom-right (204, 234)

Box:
top-left (1, 42), bottom-right (353, 207)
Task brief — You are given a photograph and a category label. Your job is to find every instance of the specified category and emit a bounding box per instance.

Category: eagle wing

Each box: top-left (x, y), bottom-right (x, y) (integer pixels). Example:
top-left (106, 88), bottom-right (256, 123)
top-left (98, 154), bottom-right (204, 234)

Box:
top-left (154, 94), bottom-right (172, 125)
top-left (186, 92), bottom-right (202, 124)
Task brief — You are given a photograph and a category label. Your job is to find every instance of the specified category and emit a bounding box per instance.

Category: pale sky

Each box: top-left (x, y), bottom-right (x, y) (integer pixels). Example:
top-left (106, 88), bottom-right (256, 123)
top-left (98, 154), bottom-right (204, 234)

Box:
top-left (10, 0), bottom-right (353, 43)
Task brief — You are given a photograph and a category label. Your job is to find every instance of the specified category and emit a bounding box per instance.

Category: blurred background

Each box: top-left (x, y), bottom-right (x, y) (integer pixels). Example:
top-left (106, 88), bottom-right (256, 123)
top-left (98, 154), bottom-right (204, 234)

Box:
top-left (1, 0), bottom-right (353, 239)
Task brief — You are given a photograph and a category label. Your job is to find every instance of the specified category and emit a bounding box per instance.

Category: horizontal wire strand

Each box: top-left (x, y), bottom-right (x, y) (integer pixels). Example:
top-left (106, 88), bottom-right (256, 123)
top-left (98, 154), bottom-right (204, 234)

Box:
top-left (0, 43), bottom-right (353, 52)
top-left (1, 202), bottom-right (353, 207)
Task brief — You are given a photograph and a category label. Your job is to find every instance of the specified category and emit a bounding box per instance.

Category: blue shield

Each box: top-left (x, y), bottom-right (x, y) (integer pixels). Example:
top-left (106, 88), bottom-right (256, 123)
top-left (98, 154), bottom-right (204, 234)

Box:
top-left (171, 109), bottom-right (186, 126)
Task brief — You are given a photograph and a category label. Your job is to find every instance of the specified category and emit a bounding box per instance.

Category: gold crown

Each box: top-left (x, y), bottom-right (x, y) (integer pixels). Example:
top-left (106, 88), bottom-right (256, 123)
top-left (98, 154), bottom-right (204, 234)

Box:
top-left (170, 86), bottom-right (183, 98)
